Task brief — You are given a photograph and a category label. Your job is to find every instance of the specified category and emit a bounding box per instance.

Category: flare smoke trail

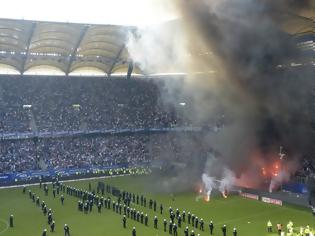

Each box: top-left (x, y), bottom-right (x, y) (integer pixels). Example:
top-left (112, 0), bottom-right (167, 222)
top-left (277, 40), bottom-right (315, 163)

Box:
top-left (202, 173), bottom-right (215, 200)
top-left (127, 0), bottom-right (315, 192)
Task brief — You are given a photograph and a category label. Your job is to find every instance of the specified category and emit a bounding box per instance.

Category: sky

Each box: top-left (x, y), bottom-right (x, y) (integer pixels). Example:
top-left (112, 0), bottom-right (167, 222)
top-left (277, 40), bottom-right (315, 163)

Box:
top-left (0, 0), bottom-right (178, 26)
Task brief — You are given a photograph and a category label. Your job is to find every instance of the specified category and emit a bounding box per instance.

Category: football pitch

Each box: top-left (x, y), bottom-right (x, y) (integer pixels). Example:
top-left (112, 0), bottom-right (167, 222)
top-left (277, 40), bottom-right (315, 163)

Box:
top-left (0, 174), bottom-right (313, 236)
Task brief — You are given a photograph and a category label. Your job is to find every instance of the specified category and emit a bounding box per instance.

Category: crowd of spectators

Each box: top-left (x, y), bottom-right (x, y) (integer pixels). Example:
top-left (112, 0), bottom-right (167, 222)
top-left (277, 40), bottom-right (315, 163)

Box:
top-left (39, 135), bottom-right (149, 169)
top-left (0, 134), bottom-right (150, 174)
top-left (0, 132), bottom-right (208, 174)
top-left (0, 75), bottom-right (186, 133)
top-left (0, 139), bottom-right (39, 173)
top-left (0, 75), bottom-right (211, 175)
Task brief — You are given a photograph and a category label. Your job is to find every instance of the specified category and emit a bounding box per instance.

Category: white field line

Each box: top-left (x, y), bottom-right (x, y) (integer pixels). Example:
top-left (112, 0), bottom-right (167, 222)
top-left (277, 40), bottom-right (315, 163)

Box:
top-left (0, 174), bottom-right (131, 190)
top-left (0, 219), bottom-right (9, 235)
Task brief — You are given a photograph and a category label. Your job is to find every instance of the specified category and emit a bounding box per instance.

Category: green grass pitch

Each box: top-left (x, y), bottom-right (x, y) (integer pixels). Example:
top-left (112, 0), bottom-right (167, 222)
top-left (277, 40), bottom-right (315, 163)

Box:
top-left (0, 175), bottom-right (313, 236)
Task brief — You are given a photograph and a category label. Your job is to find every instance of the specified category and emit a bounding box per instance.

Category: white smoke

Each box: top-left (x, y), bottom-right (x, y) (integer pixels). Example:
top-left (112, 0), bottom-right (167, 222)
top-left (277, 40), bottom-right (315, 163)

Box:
top-left (218, 168), bottom-right (236, 194)
top-left (127, 22), bottom-right (190, 74)
top-left (269, 170), bottom-right (290, 193)
top-left (202, 159), bottom-right (236, 200)
top-left (202, 173), bottom-right (215, 200)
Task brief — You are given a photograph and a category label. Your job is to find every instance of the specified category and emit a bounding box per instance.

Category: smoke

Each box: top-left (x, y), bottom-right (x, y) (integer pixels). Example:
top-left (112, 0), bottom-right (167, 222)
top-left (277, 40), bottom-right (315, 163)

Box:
top-left (269, 170), bottom-right (290, 193)
top-left (219, 168), bottom-right (236, 194)
top-left (201, 173), bottom-right (215, 200)
top-left (127, 0), bottom-right (314, 192)
top-left (201, 155), bottom-right (236, 199)
top-left (269, 158), bottom-right (299, 192)
top-left (127, 21), bottom-right (190, 74)
top-left (201, 170), bottom-right (236, 200)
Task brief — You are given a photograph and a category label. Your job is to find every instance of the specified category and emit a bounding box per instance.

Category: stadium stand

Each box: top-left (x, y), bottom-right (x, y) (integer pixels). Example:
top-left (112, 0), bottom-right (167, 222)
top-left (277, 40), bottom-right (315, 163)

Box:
top-left (0, 135), bottom-right (150, 173)
top-left (0, 133), bottom-right (210, 174)
top-left (0, 75), bottom-right (183, 133)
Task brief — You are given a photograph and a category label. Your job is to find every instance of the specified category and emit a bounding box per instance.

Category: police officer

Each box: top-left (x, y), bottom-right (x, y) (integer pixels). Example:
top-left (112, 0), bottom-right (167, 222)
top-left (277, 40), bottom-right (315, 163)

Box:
top-left (149, 199), bottom-right (153, 209)
top-left (132, 227), bottom-right (136, 236)
top-left (188, 212), bottom-right (191, 224)
top-left (61, 195), bottom-right (65, 205)
top-left (178, 215), bottom-right (182, 228)
top-left (199, 218), bottom-right (204, 231)
top-left (154, 216), bottom-right (158, 229)
top-left (163, 219), bottom-right (167, 232)
top-left (50, 221), bottom-right (55, 232)
top-left (48, 213), bottom-right (53, 225)
top-left (9, 215), bottom-right (13, 227)
top-left (140, 212), bottom-right (144, 224)
top-left (136, 211), bottom-right (140, 222)
top-left (36, 197), bottom-right (40, 206)
top-left (209, 221), bottom-right (214, 235)
top-left (98, 202), bottom-right (102, 213)
top-left (169, 221), bottom-right (173, 234)
top-left (192, 214), bottom-right (195, 226)
top-left (169, 207), bottom-right (173, 216)
top-left (123, 215), bottom-right (126, 228)
top-left (160, 204), bottom-right (163, 214)
top-left (124, 205), bottom-right (127, 215)
top-left (195, 217), bottom-right (198, 229)
top-left (127, 207), bottom-right (130, 218)
top-left (173, 223), bottom-right (178, 236)
top-left (184, 226), bottom-right (189, 236)
top-left (176, 209), bottom-right (180, 218)
top-left (222, 224), bottom-right (227, 236)
top-left (233, 227), bottom-right (237, 236)
top-left (64, 224), bottom-right (70, 236)
top-left (43, 206), bottom-right (47, 216)
top-left (145, 214), bottom-right (148, 226)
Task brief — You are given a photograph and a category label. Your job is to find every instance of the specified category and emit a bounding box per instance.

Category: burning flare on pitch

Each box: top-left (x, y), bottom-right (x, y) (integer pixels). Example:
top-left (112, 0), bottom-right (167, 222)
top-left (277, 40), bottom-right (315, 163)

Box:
top-left (205, 190), bottom-right (211, 202)
top-left (221, 188), bottom-right (228, 198)
top-left (201, 174), bottom-right (215, 202)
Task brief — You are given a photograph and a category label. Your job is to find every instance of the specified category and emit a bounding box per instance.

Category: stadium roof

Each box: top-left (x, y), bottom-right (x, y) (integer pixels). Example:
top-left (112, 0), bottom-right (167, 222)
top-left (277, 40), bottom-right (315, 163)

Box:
top-left (0, 18), bottom-right (136, 75)
top-left (0, 9), bottom-right (313, 76)
top-left (278, 9), bottom-right (315, 36)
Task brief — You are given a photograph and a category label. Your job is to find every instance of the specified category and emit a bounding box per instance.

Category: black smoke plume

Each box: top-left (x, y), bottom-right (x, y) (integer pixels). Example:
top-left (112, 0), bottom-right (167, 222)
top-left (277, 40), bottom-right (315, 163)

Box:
top-left (129, 0), bottom-right (315, 192)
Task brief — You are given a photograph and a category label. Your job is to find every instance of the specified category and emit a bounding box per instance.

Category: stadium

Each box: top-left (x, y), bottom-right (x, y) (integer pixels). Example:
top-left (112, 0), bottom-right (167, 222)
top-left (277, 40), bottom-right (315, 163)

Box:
top-left (0, 0), bottom-right (314, 236)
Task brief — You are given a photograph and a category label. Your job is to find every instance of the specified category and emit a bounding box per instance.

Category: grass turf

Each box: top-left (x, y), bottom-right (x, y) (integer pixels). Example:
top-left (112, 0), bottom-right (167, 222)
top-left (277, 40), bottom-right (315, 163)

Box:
top-left (0, 175), bottom-right (313, 236)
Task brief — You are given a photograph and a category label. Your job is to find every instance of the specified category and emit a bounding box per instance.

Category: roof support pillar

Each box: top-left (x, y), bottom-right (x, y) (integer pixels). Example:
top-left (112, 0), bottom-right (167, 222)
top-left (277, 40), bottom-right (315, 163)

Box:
top-left (21, 22), bottom-right (36, 74)
top-left (66, 25), bottom-right (88, 76)
top-left (108, 44), bottom-right (125, 77)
